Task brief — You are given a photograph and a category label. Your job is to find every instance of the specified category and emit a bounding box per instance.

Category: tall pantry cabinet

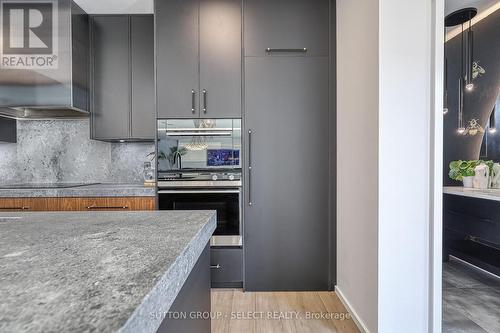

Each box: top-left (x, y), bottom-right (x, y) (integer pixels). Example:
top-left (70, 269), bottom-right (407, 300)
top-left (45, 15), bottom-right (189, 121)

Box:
top-left (243, 0), bottom-right (333, 291)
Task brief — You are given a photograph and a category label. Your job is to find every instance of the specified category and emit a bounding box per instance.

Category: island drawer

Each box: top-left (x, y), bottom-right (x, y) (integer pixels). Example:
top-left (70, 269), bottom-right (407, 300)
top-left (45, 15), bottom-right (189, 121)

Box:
top-left (0, 197), bottom-right (155, 211)
top-left (59, 197), bottom-right (156, 211)
top-left (210, 247), bottom-right (243, 288)
top-left (0, 198), bottom-right (47, 211)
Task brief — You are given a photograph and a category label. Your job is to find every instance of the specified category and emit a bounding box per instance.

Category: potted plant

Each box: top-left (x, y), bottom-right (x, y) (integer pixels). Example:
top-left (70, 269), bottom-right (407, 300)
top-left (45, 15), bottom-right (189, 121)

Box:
top-left (449, 160), bottom-right (494, 188)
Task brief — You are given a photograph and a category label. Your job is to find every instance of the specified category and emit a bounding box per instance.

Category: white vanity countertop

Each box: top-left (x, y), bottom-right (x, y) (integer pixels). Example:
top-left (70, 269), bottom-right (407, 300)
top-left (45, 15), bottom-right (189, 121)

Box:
top-left (443, 186), bottom-right (500, 202)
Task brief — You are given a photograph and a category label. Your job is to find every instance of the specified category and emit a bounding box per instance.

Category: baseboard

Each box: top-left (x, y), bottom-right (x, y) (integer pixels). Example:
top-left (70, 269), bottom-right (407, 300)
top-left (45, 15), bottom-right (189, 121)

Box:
top-left (335, 286), bottom-right (371, 333)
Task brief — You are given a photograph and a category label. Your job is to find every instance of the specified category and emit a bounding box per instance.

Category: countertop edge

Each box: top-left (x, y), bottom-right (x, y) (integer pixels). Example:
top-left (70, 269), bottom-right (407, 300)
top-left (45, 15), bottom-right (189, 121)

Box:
top-left (0, 185), bottom-right (156, 198)
top-left (118, 213), bottom-right (216, 333)
top-left (443, 186), bottom-right (500, 202)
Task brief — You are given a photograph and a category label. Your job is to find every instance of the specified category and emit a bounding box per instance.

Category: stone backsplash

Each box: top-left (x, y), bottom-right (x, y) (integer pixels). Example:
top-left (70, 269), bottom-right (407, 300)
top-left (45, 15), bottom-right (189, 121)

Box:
top-left (0, 119), bottom-right (154, 185)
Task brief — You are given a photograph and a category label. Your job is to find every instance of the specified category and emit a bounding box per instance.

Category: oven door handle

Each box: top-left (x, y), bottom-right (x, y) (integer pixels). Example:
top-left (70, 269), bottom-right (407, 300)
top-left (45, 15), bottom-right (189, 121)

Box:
top-left (158, 189), bottom-right (241, 194)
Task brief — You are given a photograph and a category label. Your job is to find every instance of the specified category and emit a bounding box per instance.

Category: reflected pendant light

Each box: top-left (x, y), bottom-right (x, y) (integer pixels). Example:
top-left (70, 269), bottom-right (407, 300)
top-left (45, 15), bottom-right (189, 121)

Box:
top-left (444, 57), bottom-right (449, 114)
top-left (489, 105), bottom-right (497, 134)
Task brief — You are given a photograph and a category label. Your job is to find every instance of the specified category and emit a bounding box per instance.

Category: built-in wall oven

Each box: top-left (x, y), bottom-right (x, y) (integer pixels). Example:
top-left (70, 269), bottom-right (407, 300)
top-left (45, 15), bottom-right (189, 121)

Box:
top-left (158, 176), bottom-right (242, 246)
top-left (157, 119), bottom-right (242, 247)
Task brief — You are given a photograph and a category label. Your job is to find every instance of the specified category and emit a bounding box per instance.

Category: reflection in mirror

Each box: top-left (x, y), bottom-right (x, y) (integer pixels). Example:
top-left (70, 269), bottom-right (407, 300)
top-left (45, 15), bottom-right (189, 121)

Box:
top-left (480, 92), bottom-right (500, 159)
top-left (157, 119), bottom-right (242, 172)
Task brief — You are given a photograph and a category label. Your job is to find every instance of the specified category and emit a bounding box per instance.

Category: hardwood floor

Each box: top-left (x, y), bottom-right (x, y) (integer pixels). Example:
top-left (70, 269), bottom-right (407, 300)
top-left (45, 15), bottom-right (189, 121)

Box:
top-left (211, 289), bottom-right (360, 333)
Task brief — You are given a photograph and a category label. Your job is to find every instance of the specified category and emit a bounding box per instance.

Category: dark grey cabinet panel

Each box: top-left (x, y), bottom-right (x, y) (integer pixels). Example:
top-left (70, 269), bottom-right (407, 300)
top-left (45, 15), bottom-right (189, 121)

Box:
top-left (131, 16), bottom-right (155, 139)
top-left (244, 0), bottom-right (329, 57)
top-left (156, 0), bottom-right (200, 119)
top-left (157, 243), bottom-right (211, 333)
top-left (156, 0), bottom-right (241, 119)
top-left (91, 15), bottom-right (155, 141)
top-left (0, 117), bottom-right (16, 143)
top-left (244, 57), bottom-right (330, 291)
top-left (91, 16), bottom-right (130, 140)
top-left (210, 247), bottom-right (243, 288)
top-left (199, 0), bottom-right (241, 118)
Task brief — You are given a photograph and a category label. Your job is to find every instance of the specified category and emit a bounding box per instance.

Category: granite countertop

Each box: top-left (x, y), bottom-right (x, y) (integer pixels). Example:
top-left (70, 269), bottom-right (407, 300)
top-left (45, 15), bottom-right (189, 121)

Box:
top-left (0, 211), bottom-right (216, 333)
top-left (0, 183), bottom-right (156, 198)
top-left (444, 186), bottom-right (500, 202)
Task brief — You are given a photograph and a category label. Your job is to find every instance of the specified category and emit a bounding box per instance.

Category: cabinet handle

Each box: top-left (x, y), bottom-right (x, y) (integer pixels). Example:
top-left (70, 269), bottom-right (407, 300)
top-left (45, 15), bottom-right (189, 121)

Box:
top-left (265, 48), bottom-right (307, 53)
top-left (202, 90), bottom-right (207, 114)
top-left (248, 129), bottom-right (253, 206)
top-left (0, 206), bottom-right (29, 210)
top-left (210, 264), bottom-right (221, 269)
top-left (191, 90), bottom-right (196, 113)
top-left (86, 205), bottom-right (129, 210)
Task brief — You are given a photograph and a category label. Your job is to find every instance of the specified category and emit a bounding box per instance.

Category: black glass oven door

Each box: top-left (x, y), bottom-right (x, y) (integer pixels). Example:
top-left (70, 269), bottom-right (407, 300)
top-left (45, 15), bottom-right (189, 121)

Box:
top-left (158, 190), bottom-right (240, 236)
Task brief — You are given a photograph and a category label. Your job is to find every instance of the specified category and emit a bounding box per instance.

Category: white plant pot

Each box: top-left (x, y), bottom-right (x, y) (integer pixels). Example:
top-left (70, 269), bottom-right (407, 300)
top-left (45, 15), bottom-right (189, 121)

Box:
top-left (462, 176), bottom-right (474, 188)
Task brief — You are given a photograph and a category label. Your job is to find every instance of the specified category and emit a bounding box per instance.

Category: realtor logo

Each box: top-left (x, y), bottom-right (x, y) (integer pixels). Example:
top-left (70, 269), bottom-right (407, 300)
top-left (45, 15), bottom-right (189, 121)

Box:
top-left (0, 0), bottom-right (58, 69)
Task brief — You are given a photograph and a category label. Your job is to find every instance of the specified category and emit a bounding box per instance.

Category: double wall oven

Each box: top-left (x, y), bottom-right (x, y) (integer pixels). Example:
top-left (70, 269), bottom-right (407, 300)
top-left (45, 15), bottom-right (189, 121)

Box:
top-left (157, 119), bottom-right (242, 247)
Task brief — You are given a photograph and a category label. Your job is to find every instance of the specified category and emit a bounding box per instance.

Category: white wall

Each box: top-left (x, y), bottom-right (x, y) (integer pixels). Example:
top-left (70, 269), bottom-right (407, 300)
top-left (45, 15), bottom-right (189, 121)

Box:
top-left (336, 0), bottom-right (379, 331)
top-left (378, 0), bottom-right (432, 331)
top-left (337, 0), bottom-right (438, 331)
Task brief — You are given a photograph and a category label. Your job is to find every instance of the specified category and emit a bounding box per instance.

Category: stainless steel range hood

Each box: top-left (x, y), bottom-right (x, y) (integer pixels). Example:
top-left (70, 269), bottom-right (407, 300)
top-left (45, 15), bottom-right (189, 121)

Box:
top-left (0, 0), bottom-right (89, 119)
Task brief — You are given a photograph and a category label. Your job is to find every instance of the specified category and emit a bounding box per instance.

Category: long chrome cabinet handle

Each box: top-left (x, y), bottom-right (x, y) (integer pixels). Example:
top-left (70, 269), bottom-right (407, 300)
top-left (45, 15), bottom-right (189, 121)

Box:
top-left (210, 264), bottom-right (221, 269)
top-left (202, 90), bottom-right (207, 113)
top-left (265, 48), bottom-right (307, 53)
top-left (248, 129), bottom-right (252, 206)
top-left (0, 206), bottom-right (29, 210)
top-left (191, 90), bottom-right (196, 114)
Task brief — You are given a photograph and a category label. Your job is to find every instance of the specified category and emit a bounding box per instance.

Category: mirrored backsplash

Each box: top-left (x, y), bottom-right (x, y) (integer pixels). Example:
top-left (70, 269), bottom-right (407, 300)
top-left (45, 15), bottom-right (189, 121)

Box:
top-left (157, 119), bottom-right (241, 172)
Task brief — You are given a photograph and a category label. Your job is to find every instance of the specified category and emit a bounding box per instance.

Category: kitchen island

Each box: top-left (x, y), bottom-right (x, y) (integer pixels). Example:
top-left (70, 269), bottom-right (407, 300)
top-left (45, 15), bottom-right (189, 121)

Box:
top-left (0, 211), bottom-right (216, 333)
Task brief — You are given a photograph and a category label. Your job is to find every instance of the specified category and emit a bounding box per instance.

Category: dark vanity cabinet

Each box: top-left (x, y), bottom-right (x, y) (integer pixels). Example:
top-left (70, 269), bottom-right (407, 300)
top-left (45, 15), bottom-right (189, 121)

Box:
top-left (0, 117), bottom-right (16, 143)
top-left (444, 194), bottom-right (500, 275)
top-left (90, 15), bottom-right (155, 141)
top-left (243, 0), bottom-right (332, 291)
top-left (156, 0), bottom-right (241, 119)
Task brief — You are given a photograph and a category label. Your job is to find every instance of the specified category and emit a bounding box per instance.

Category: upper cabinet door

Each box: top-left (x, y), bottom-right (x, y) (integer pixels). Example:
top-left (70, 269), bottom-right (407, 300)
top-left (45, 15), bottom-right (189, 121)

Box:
top-left (244, 0), bottom-right (329, 57)
top-left (92, 16), bottom-right (130, 140)
top-left (156, 0), bottom-right (200, 119)
top-left (130, 15), bottom-right (155, 139)
top-left (199, 0), bottom-right (241, 118)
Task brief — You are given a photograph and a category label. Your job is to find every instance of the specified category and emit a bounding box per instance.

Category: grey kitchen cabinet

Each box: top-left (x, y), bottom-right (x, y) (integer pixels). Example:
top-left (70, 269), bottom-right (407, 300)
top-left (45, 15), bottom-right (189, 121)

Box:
top-left (244, 0), bottom-right (329, 57)
top-left (210, 247), bottom-right (243, 288)
top-left (244, 56), bottom-right (330, 291)
top-left (130, 16), bottom-right (155, 139)
top-left (0, 117), bottom-right (16, 143)
top-left (156, 0), bottom-right (241, 119)
top-left (91, 15), bottom-right (155, 141)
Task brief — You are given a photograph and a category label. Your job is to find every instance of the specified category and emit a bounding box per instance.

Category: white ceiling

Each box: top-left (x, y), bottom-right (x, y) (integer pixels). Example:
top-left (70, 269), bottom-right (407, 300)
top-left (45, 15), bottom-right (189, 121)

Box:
top-left (445, 0), bottom-right (499, 15)
top-left (76, 0), bottom-right (497, 17)
top-left (74, 0), bottom-right (153, 14)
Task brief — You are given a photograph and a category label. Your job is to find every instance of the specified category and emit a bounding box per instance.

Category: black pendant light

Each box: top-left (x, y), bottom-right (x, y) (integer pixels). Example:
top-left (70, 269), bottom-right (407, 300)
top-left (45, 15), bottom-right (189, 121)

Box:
top-left (445, 8), bottom-right (477, 90)
top-left (445, 7), bottom-right (477, 133)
